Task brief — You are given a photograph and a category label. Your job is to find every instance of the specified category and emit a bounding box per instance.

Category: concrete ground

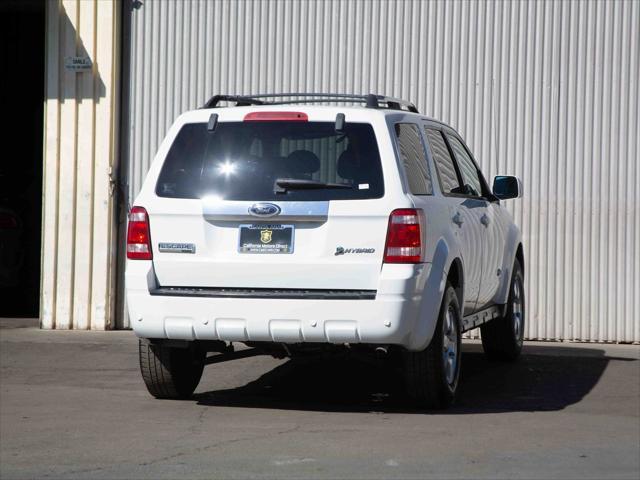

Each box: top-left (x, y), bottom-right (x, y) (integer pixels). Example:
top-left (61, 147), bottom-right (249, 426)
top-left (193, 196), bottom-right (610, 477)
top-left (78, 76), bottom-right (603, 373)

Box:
top-left (1, 319), bottom-right (638, 480)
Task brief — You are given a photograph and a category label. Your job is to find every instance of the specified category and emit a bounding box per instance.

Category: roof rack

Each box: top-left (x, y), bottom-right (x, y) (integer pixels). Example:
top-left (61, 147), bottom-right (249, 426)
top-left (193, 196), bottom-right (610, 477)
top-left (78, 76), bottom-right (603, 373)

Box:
top-left (202, 93), bottom-right (419, 113)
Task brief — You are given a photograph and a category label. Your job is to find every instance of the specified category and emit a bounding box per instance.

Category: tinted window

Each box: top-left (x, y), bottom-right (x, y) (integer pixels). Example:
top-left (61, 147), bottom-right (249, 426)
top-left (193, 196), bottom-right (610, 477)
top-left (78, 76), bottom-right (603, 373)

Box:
top-left (394, 123), bottom-right (432, 195)
top-left (446, 135), bottom-right (483, 197)
top-left (425, 128), bottom-right (461, 194)
top-left (156, 122), bottom-right (384, 201)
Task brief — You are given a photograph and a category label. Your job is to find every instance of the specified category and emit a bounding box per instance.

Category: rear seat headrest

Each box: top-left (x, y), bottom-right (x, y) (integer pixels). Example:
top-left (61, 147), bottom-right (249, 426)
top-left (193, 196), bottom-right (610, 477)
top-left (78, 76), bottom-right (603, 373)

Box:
top-left (337, 147), bottom-right (359, 180)
top-left (286, 150), bottom-right (321, 175)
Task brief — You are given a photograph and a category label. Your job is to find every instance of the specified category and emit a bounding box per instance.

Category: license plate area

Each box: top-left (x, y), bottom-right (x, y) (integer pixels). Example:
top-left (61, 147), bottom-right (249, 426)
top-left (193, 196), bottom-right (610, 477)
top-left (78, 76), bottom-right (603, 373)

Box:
top-left (238, 224), bottom-right (294, 254)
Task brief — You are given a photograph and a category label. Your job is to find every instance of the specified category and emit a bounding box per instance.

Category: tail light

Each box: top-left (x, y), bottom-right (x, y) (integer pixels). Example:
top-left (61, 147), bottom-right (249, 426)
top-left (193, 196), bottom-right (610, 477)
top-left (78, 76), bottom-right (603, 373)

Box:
top-left (126, 206), bottom-right (152, 260)
top-left (383, 209), bottom-right (424, 263)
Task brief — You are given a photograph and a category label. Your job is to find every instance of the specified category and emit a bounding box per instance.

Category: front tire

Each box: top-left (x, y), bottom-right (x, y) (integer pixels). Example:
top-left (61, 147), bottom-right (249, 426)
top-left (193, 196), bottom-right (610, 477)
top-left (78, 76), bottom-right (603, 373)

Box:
top-left (139, 339), bottom-right (206, 399)
top-left (404, 284), bottom-right (462, 409)
top-left (480, 258), bottom-right (525, 361)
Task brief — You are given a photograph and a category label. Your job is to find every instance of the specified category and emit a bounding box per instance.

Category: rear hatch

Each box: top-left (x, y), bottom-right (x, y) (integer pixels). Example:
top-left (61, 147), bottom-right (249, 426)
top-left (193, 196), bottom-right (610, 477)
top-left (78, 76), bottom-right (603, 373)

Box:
top-left (147, 113), bottom-right (391, 291)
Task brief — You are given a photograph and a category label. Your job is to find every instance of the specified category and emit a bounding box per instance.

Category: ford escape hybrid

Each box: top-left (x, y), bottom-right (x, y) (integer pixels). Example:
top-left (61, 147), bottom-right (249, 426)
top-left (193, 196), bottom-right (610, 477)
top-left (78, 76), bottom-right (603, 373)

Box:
top-left (126, 93), bottom-right (525, 409)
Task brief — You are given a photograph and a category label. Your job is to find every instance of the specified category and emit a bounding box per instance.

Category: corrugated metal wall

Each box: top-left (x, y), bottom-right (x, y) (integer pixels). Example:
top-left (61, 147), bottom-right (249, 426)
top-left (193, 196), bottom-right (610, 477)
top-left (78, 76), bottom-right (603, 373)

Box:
top-left (123, 0), bottom-right (639, 342)
top-left (42, 0), bottom-right (120, 329)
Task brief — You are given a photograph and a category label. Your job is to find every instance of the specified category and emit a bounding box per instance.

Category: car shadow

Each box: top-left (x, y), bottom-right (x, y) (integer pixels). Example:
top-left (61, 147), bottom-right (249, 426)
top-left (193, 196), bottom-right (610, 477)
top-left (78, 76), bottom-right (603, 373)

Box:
top-left (193, 342), bottom-right (637, 414)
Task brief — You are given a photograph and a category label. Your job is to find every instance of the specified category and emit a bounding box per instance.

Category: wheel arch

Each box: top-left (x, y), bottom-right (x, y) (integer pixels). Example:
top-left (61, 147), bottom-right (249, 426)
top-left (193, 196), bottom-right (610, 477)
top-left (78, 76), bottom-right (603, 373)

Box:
top-left (407, 235), bottom-right (465, 351)
top-left (446, 257), bottom-right (464, 309)
top-left (515, 242), bottom-right (525, 278)
top-left (495, 224), bottom-right (523, 305)
top-left (500, 241), bottom-right (525, 304)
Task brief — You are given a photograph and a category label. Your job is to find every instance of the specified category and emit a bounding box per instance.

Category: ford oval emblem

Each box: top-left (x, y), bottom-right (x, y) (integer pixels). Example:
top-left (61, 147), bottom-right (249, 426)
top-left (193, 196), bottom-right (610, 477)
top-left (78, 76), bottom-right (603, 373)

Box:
top-left (249, 203), bottom-right (281, 217)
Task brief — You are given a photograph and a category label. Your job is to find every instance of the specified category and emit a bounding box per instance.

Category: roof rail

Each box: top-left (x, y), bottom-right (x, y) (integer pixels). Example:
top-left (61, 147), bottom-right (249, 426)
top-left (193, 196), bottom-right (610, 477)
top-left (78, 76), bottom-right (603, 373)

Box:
top-left (202, 93), bottom-right (419, 113)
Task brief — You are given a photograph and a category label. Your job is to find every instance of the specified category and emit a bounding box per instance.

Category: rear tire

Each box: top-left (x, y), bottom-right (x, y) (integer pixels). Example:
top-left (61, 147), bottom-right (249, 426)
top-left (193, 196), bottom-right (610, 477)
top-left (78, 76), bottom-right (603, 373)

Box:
top-left (481, 258), bottom-right (525, 361)
top-left (404, 284), bottom-right (462, 409)
top-left (139, 339), bottom-right (206, 399)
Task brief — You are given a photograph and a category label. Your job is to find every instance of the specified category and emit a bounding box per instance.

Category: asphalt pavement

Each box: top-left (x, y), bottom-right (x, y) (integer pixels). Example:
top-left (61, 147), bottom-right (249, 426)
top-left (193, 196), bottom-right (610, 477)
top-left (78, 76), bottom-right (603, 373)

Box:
top-left (1, 318), bottom-right (639, 479)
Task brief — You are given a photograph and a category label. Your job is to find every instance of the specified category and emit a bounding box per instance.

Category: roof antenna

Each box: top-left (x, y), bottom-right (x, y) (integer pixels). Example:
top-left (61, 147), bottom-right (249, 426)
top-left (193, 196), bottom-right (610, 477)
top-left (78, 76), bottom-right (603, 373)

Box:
top-left (207, 113), bottom-right (218, 132)
top-left (335, 113), bottom-right (345, 134)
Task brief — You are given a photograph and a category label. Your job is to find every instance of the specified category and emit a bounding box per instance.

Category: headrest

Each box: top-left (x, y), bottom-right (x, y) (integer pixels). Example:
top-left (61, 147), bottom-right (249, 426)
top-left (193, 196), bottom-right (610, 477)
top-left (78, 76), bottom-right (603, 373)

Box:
top-left (337, 147), bottom-right (358, 180)
top-left (286, 150), bottom-right (321, 175)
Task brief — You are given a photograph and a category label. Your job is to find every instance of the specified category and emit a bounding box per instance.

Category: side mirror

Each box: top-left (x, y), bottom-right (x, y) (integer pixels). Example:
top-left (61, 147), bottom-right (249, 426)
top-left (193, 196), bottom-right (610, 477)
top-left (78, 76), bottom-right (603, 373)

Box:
top-left (492, 175), bottom-right (522, 200)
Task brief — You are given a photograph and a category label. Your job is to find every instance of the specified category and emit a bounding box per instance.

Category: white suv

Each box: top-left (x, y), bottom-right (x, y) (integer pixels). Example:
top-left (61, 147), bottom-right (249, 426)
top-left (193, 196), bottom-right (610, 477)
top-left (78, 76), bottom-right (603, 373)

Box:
top-left (126, 93), bottom-right (525, 409)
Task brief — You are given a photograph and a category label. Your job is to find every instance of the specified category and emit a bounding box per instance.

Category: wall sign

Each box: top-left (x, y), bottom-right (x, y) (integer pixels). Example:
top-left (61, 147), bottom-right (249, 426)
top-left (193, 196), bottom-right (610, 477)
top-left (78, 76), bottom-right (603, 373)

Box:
top-left (64, 56), bottom-right (92, 72)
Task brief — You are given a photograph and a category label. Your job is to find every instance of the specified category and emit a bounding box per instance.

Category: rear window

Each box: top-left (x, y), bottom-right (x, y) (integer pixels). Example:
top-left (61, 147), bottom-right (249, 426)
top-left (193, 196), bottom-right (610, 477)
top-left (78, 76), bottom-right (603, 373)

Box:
top-left (156, 121), bottom-right (384, 201)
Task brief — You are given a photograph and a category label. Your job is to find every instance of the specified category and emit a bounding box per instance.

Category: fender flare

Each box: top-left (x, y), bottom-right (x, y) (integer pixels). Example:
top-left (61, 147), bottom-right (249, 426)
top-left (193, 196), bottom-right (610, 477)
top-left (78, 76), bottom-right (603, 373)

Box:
top-left (495, 223), bottom-right (523, 304)
top-left (408, 239), bottom-right (464, 351)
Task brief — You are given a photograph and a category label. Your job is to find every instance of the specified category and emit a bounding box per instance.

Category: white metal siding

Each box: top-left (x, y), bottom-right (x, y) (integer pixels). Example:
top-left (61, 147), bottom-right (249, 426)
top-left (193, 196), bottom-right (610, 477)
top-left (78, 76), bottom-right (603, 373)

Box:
top-left (124, 0), bottom-right (639, 342)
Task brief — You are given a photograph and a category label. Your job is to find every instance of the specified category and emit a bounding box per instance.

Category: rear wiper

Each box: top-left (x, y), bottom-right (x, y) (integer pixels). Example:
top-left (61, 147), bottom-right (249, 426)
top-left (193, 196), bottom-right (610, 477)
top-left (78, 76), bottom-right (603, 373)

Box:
top-left (274, 178), bottom-right (353, 194)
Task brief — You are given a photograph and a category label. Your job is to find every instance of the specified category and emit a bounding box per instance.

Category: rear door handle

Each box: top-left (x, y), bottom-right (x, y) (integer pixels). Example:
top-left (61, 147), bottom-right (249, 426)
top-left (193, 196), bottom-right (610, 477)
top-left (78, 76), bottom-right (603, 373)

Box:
top-left (480, 214), bottom-right (490, 227)
top-left (452, 212), bottom-right (464, 226)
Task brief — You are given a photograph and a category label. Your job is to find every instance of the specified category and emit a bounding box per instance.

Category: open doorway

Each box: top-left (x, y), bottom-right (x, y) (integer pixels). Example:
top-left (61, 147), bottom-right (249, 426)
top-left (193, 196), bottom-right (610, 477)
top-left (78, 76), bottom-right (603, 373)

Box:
top-left (0, 0), bottom-right (45, 317)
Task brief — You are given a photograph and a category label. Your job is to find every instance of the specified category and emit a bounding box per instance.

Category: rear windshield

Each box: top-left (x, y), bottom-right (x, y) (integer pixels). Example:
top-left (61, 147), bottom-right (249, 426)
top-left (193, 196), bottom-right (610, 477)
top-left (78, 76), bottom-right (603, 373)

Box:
top-left (155, 121), bottom-right (384, 201)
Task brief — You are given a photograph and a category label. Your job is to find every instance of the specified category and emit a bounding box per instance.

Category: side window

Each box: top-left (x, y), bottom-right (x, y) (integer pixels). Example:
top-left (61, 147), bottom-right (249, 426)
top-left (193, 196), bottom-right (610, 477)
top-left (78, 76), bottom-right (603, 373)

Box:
top-left (446, 135), bottom-right (483, 197)
top-left (395, 123), bottom-right (433, 195)
top-left (424, 128), bottom-right (461, 194)
top-left (394, 123), bottom-right (433, 195)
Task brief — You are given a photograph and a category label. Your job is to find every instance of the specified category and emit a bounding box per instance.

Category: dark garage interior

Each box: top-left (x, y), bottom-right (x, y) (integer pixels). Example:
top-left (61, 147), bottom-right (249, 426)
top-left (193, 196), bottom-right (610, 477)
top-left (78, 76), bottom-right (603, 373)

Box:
top-left (0, 0), bottom-right (44, 317)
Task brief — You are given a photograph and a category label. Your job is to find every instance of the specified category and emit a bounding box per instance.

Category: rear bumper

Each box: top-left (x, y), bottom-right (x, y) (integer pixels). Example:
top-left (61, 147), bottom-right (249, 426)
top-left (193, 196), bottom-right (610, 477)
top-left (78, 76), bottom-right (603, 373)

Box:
top-left (125, 261), bottom-right (436, 350)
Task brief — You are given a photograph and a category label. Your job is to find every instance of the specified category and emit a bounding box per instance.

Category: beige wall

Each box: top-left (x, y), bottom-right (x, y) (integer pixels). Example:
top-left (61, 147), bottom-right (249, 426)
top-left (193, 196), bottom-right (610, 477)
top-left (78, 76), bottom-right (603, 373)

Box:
top-left (41, 0), bottom-right (120, 329)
